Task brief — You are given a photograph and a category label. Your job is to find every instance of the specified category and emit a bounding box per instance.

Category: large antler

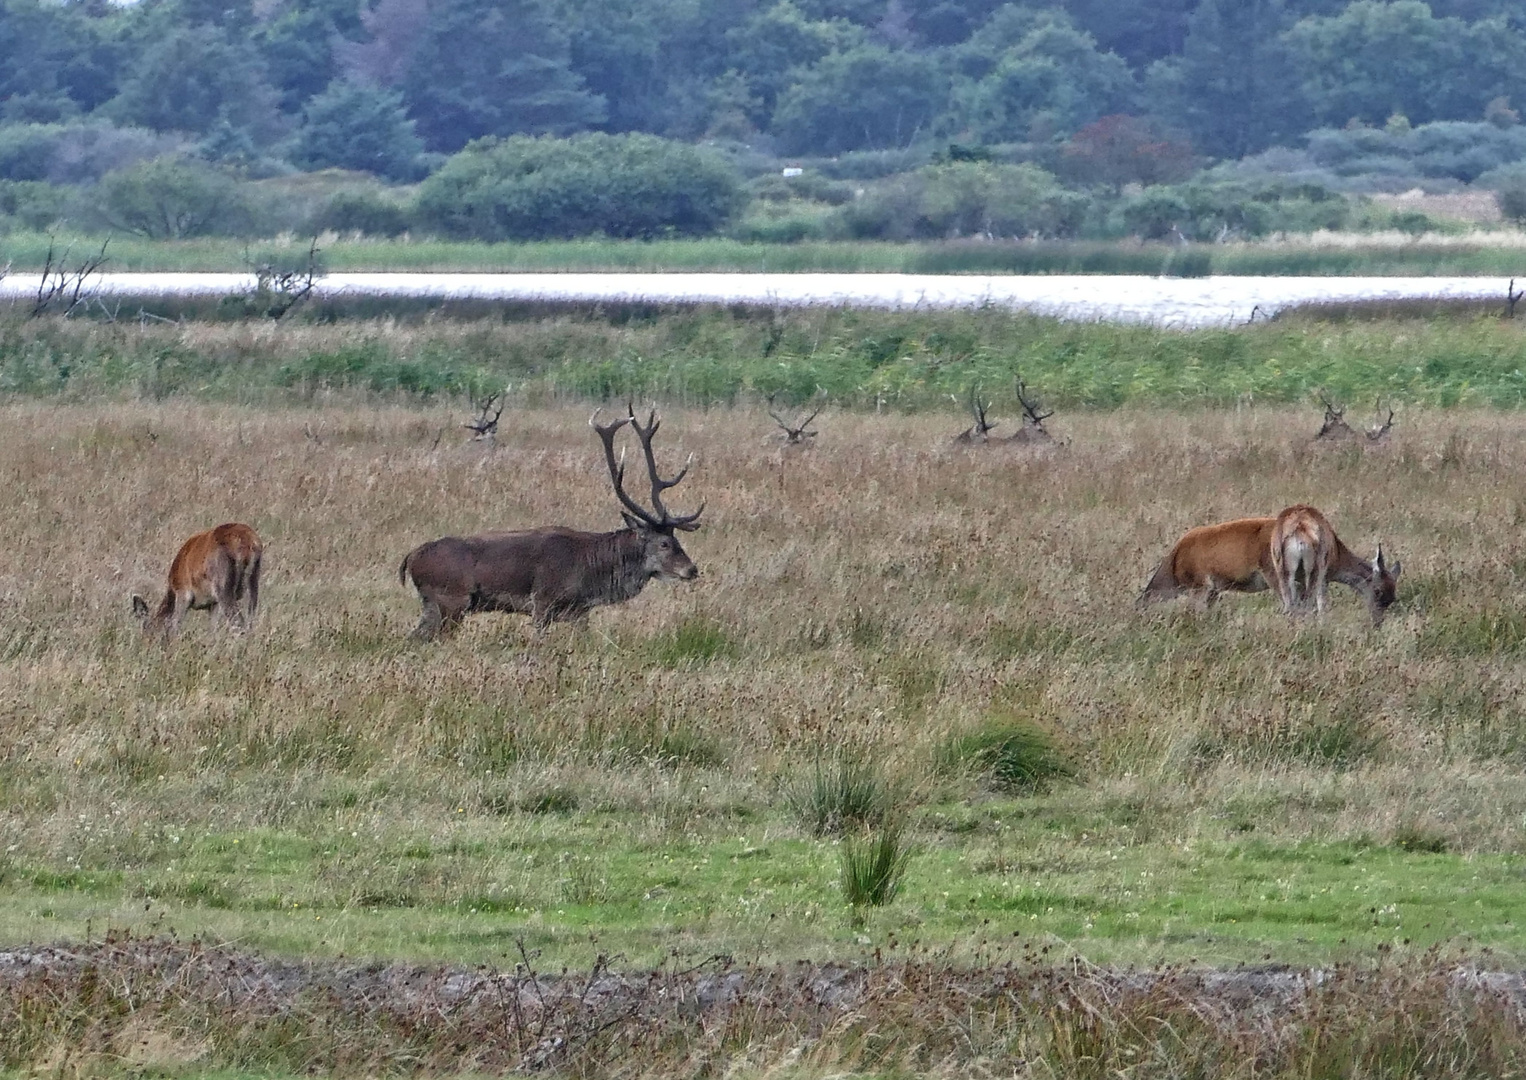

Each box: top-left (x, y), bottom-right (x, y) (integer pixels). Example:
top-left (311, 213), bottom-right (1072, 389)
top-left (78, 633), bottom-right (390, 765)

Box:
top-left (464, 390), bottom-right (505, 440)
top-left (589, 406), bottom-right (703, 531)
top-left (1014, 377), bottom-right (1053, 429)
top-left (629, 407), bottom-right (704, 530)
top-left (767, 393), bottom-right (821, 444)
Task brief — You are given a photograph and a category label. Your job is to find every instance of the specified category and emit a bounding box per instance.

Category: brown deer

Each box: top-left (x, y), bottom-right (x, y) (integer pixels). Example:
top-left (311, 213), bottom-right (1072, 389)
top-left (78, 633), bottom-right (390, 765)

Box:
top-left (1316, 394), bottom-right (1395, 443)
top-left (1137, 517), bottom-right (1278, 609)
top-left (399, 408), bottom-right (703, 639)
top-left (767, 396), bottom-right (821, 446)
top-left (132, 523), bottom-right (263, 638)
top-left (953, 387), bottom-right (998, 444)
top-left (1006, 377), bottom-right (1054, 445)
top-left (1269, 504), bottom-right (1401, 625)
top-left (463, 390), bottom-right (505, 442)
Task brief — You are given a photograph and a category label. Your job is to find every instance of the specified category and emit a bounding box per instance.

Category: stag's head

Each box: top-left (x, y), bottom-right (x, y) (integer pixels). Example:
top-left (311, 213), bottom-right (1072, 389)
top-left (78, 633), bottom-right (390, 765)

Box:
top-left (1363, 543), bottom-right (1402, 627)
top-left (592, 408), bottom-right (703, 583)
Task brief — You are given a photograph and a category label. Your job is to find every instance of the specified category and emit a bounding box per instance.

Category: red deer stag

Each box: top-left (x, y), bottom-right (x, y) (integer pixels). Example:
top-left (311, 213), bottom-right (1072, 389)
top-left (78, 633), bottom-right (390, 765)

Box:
top-left (1137, 517), bottom-right (1278, 609)
top-left (1269, 504), bottom-right (1401, 625)
top-left (131, 523), bottom-right (263, 638)
top-left (399, 408), bottom-right (703, 639)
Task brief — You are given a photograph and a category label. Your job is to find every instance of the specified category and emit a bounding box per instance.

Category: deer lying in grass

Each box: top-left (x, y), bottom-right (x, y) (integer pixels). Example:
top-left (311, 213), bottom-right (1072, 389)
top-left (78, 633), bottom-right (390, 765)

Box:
top-left (1137, 517), bottom-right (1278, 609)
top-left (1316, 395), bottom-right (1394, 443)
top-left (1270, 504), bottom-right (1401, 625)
top-left (767, 396), bottom-right (820, 446)
top-left (952, 387), bottom-right (998, 445)
top-left (1007, 377), bottom-right (1054, 445)
top-left (132, 523), bottom-right (263, 638)
top-left (399, 408), bottom-right (703, 639)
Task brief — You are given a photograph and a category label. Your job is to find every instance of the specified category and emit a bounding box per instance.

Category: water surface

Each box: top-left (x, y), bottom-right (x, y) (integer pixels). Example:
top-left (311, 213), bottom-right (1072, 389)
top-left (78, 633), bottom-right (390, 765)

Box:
top-left (3, 271), bottom-right (1513, 327)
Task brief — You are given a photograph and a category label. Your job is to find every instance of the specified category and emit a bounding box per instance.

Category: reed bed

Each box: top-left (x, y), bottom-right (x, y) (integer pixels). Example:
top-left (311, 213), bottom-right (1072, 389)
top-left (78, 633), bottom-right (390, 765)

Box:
top-left (7, 229), bottom-right (1526, 275)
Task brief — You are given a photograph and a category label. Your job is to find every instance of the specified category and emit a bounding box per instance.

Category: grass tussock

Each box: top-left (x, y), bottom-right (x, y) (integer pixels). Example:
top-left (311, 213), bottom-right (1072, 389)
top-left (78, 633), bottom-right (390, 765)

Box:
top-left (939, 714), bottom-right (1073, 791)
top-left (839, 819), bottom-right (914, 909)
top-left (785, 754), bottom-right (898, 837)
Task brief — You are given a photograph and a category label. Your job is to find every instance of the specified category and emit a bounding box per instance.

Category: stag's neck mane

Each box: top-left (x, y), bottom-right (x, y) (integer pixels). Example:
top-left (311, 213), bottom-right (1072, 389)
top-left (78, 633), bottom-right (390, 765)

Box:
top-left (581, 525), bottom-right (658, 606)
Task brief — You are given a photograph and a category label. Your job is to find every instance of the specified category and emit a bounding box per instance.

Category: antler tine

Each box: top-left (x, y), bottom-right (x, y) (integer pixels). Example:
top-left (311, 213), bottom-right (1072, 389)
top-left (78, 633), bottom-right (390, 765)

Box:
top-left (1015, 378), bottom-right (1053, 424)
top-left (628, 406), bottom-right (702, 529)
top-left (798, 407), bottom-right (821, 431)
top-left (589, 407), bottom-right (654, 526)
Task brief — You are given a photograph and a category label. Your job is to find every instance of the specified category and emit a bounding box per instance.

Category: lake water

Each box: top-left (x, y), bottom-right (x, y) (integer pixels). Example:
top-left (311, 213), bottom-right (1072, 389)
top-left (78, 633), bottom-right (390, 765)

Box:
top-left (2, 271), bottom-right (1515, 327)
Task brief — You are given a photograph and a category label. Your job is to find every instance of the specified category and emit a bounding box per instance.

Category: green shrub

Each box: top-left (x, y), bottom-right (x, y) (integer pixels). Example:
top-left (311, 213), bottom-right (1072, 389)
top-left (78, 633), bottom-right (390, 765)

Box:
top-left (0, 122), bottom-right (180, 184)
top-left (838, 161), bottom-right (1085, 240)
top-left (309, 191), bottom-right (413, 237)
top-left (1497, 183), bottom-right (1526, 224)
top-left (840, 819), bottom-right (913, 908)
top-left (95, 156), bottom-right (254, 238)
top-left (940, 716), bottom-right (1072, 791)
top-left (785, 753), bottom-right (894, 836)
top-left (1164, 248), bottom-right (1213, 278)
top-left (414, 133), bottom-right (746, 241)
top-left (0, 180), bottom-right (68, 231)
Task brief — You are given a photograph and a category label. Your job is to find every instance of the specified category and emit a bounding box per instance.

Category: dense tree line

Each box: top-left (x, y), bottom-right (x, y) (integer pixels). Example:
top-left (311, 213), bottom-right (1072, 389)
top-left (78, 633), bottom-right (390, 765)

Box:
top-left (2, 0), bottom-right (1525, 167)
top-left (2, 0), bottom-right (1526, 240)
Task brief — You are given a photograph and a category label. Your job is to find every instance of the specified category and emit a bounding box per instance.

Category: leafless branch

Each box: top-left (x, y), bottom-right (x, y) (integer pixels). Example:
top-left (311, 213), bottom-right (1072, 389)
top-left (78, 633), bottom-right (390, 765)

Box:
top-left (31, 235), bottom-right (110, 318)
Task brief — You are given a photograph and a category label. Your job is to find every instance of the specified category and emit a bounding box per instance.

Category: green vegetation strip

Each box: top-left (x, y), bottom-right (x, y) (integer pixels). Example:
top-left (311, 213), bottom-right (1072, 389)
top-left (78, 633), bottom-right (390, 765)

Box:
top-left (4, 302), bottom-right (1526, 407)
top-left (1, 814), bottom-right (1517, 970)
top-left (7, 232), bottom-right (1526, 275)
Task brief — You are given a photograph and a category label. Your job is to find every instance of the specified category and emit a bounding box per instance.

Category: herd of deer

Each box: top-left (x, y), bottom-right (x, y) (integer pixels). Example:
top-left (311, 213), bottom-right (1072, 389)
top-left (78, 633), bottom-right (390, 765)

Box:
top-left (129, 397), bottom-right (1403, 641)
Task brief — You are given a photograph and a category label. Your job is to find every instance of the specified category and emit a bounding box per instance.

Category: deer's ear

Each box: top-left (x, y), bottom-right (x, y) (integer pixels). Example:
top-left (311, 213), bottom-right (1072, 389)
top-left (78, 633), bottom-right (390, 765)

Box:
top-left (131, 595), bottom-right (149, 619)
top-left (1388, 558), bottom-right (1402, 580)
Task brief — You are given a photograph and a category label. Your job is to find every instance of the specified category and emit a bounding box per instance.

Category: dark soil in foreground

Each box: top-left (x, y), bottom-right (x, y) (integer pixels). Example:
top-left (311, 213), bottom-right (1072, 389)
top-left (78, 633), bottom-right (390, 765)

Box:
top-left (5, 935), bottom-right (1526, 1076)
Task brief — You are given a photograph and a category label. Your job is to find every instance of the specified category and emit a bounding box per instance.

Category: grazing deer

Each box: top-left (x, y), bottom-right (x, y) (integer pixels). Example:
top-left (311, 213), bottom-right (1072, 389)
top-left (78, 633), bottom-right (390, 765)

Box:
top-left (1137, 517), bottom-right (1278, 609)
top-left (132, 523), bottom-right (263, 638)
top-left (399, 408), bottom-right (703, 639)
top-left (1270, 504), bottom-right (1401, 625)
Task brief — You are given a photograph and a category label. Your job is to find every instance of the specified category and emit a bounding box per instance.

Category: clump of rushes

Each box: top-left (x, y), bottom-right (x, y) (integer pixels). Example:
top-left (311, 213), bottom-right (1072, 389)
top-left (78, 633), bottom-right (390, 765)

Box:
top-left (785, 752), bottom-right (895, 836)
top-left (940, 715), bottom-right (1073, 791)
top-left (840, 818), bottom-right (914, 911)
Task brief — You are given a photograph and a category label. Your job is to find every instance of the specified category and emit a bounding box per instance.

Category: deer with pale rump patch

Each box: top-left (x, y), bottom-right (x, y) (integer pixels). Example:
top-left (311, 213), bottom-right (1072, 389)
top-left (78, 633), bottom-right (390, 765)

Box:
top-left (132, 523), bottom-right (263, 638)
top-left (1269, 504), bottom-right (1401, 625)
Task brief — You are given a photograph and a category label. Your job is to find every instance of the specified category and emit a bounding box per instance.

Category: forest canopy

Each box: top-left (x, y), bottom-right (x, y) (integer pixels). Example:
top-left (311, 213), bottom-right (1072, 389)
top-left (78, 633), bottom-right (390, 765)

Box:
top-left (1, 0), bottom-right (1525, 241)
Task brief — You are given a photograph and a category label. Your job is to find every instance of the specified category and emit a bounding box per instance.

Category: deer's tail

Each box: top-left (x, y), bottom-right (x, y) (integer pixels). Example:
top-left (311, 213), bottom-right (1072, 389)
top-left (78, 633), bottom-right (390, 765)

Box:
top-left (398, 548), bottom-right (416, 588)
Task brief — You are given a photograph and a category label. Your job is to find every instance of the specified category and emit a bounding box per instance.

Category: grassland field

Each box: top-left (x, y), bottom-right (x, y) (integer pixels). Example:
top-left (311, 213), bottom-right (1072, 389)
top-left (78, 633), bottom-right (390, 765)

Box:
top-left (7, 302), bottom-right (1526, 1075)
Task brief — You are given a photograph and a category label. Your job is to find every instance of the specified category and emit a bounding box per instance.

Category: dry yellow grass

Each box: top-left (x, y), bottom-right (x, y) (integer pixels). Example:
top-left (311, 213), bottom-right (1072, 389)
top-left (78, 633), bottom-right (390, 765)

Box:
top-left (6, 400), bottom-right (1526, 970)
top-left (0, 401), bottom-right (1519, 813)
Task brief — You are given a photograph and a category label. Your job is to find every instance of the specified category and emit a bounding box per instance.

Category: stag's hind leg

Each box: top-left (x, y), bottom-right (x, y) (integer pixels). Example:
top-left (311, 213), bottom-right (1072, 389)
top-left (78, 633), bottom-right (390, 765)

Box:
top-left (410, 592), bottom-right (468, 641)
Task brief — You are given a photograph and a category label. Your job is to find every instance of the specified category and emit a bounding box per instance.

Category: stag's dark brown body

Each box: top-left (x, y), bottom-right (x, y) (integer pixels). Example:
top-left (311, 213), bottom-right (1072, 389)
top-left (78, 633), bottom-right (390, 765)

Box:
top-left (400, 525), bottom-right (696, 638)
top-left (399, 408), bottom-right (703, 640)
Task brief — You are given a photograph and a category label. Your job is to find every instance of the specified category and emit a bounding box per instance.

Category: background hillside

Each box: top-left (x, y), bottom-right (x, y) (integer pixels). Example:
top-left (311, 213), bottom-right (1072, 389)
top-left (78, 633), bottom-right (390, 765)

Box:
top-left (5, 0), bottom-right (1526, 243)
